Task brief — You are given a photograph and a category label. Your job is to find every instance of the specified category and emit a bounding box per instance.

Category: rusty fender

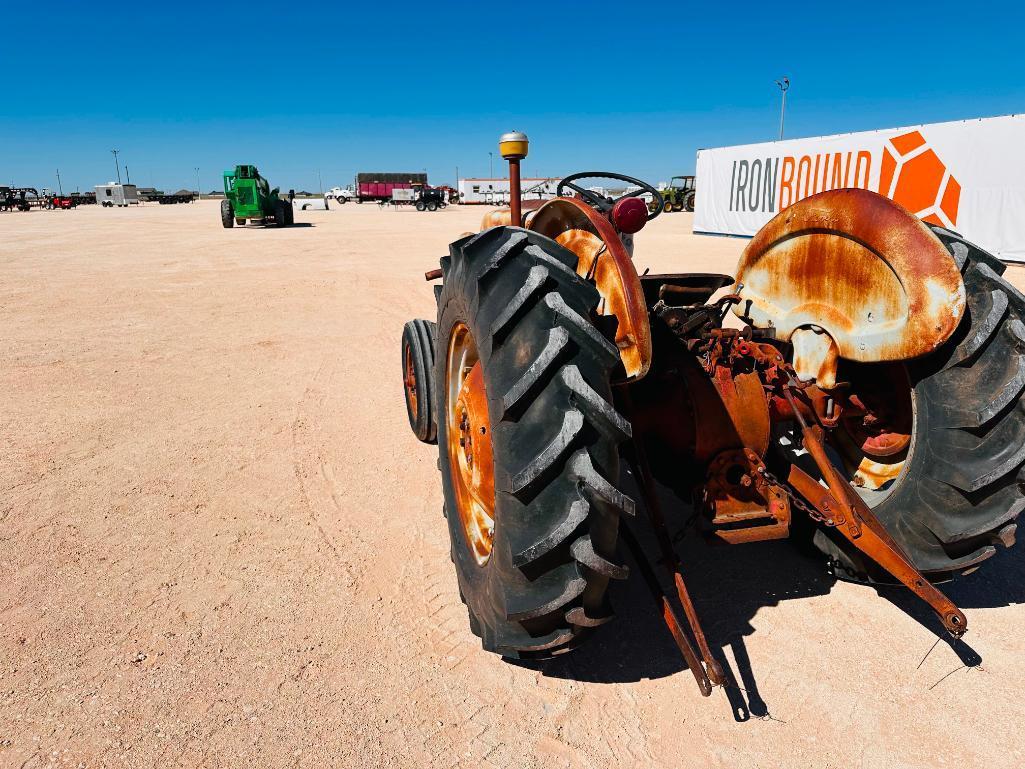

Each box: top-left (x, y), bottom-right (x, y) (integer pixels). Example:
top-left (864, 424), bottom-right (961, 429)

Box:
top-left (733, 189), bottom-right (966, 383)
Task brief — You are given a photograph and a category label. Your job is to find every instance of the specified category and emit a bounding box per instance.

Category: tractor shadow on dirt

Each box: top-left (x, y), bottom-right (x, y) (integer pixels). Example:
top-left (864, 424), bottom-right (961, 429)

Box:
top-left (526, 473), bottom-right (1024, 722)
top-left (873, 539), bottom-right (1024, 668)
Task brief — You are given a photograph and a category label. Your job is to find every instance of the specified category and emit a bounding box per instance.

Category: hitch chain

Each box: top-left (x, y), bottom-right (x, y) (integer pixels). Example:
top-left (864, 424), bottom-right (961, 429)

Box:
top-left (755, 465), bottom-right (820, 521)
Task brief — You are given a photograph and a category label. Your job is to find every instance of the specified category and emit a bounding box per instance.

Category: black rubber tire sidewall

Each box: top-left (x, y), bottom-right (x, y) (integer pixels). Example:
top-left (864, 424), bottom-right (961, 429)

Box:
top-left (811, 228), bottom-right (1025, 582)
top-left (401, 319), bottom-right (437, 444)
top-left (434, 227), bottom-right (631, 658)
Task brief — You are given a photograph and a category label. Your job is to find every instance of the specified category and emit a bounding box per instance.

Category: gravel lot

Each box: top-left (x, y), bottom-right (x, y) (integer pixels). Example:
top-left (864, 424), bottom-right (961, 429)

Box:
top-left (2, 200), bottom-right (1023, 768)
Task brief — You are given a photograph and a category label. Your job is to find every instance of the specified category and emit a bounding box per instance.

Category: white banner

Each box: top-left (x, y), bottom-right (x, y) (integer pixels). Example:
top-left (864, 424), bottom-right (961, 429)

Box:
top-left (694, 114), bottom-right (1025, 263)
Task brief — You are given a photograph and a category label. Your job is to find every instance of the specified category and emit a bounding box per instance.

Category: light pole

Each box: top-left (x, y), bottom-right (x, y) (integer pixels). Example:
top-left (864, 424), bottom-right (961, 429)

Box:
top-left (775, 77), bottom-right (790, 140)
top-left (111, 149), bottom-right (122, 184)
top-left (56, 168), bottom-right (63, 197)
top-left (195, 167), bottom-right (200, 200)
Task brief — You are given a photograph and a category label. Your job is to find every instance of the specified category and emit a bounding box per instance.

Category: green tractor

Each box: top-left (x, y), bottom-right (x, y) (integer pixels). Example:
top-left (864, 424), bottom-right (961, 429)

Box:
top-left (649, 174), bottom-right (696, 214)
top-left (220, 165), bottom-right (293, 228)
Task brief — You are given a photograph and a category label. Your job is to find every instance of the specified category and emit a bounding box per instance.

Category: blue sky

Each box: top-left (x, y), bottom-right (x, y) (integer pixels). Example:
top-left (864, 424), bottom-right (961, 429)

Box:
top-left (2, 2), bottom-right (1023, 193)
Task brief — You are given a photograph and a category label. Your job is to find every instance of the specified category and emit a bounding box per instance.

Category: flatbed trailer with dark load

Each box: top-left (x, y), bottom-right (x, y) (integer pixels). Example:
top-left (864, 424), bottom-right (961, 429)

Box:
top-left (139, 189), bottom-right (196, 205)
top-left (0, 187), bottom-right (38, 212)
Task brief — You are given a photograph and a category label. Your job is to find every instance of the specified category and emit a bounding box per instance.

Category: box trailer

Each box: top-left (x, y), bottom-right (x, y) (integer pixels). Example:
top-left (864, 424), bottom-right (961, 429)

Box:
top-left (383, 186), bottom-right (448, 211)
top-left (95, 183), bottom-right (139, 207)
top-left (354, 172), bottom-right (427, 203)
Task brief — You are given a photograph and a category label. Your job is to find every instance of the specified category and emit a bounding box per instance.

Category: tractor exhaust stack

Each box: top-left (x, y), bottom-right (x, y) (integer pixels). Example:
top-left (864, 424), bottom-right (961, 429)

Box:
top-left (499, 131), bottom-right (528, 227)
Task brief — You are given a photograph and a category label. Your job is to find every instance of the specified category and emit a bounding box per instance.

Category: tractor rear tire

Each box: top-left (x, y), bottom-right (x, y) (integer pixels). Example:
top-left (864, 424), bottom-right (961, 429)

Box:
top-left (435, 227), bottom-right (633, 658)
top-left (274, 200), bottom-right (287, 227)
top-left (684, 192), bottom-right (696, 212)
top-left (427, 201), bottom-right (438, 212)
top-left (285, 203), bottom-right (294, 225)
top-left (221, 200), bottom-right (234, 228)
top-left (415, 201), bottom-right (426, 212)
top-left (402, 319), bottom-right (438, 443)
top-left (810, 227), bottom-right (1025, 582)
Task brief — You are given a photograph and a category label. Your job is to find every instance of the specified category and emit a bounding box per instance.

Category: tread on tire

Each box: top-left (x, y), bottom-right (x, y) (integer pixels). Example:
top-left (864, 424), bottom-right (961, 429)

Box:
top-left (434, 227), bottom-right (634, 658)
top-left (811, 226), bottom-right (1025, 582)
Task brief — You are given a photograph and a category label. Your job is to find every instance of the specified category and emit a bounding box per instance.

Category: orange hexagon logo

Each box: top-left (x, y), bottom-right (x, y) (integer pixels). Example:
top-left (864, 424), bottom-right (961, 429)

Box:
top-left (878, 130), bottom-right (960, 227)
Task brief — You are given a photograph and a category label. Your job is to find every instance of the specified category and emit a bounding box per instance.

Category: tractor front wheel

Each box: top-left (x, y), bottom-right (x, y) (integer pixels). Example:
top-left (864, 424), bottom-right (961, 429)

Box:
top-left (435, 227), bottom-right (633, 658)
top-left (402, 319), bottom-right (438, 443)
top-left (221, 199), bottom-right (234, 228)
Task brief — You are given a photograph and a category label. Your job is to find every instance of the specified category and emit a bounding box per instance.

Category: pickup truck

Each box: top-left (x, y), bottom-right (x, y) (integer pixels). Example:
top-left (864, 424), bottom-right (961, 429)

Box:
top-left (325, 186), bottom-right (356, 204)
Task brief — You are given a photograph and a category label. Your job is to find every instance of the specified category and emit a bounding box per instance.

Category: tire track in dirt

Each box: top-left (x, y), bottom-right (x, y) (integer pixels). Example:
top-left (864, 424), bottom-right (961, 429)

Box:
top-left (370, 495), bottom-right (655, 768)
top-left (290, 355), bottom-right (371, 588)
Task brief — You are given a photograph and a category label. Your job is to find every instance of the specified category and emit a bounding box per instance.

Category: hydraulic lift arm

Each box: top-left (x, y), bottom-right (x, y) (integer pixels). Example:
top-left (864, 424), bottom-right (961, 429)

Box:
top-left (782, 387), bottom-right (968, 637)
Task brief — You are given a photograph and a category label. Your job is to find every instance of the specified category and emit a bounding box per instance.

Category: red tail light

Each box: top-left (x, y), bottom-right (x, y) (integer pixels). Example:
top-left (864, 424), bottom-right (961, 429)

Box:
top-left (611, 197), bottom-right (648, 234)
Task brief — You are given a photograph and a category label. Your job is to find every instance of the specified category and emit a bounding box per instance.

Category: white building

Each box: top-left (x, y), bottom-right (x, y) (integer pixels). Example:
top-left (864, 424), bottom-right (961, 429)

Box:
top-left (457, 177), bottom-right (561, 205)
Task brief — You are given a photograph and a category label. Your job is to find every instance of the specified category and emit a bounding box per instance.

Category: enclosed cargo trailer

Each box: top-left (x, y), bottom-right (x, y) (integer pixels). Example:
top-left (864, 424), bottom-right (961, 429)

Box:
top-left (95, 183), bottom-right (139, 207)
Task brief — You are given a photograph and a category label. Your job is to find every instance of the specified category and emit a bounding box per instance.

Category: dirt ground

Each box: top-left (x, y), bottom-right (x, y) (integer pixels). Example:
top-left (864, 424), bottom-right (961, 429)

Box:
top-left (2, 200), bottom-right (1024, 769)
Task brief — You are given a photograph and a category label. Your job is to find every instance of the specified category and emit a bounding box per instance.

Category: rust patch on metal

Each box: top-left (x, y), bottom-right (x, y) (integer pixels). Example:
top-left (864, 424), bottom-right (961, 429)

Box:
top-left (480, 208), bottom-right (512, 230)
top-left (733, 189), bottom-right (966, 363)
top-left (703, 448), bottom-right (791, 544)
top-left (702, 366), bottom-right (771, 460)
top-left (831, 362), bottom-right (914, 490)
top-left (790, 327), bottom-right (841, 388)
top-left (529, 197), bottom-right (652, 380)
top-left (478, 199), bottom-right (546, 230)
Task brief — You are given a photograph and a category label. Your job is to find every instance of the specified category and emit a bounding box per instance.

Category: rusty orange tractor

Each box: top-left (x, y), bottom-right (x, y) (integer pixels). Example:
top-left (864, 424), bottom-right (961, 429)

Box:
top-left (400, 131), bottom-right (1024, 695)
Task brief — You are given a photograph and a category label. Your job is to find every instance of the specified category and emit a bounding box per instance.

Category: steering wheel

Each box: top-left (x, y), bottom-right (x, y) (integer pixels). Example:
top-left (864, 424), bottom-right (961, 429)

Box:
top-left (557, 172), bottom-right (664, 221)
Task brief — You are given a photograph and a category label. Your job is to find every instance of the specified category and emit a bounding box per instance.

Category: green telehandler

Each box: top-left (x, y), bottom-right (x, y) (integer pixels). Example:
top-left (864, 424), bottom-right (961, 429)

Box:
top-left (220, 165), bottom-right (293, 228)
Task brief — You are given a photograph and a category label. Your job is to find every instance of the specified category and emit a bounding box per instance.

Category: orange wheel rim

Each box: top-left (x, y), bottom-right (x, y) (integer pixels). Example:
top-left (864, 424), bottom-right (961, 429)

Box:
top-left (403, 343), bottom-right (418, 421)
top-left (445, 323), bottom-right (496, 565)
top-left (833, 362), bottom-right (914, 492)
